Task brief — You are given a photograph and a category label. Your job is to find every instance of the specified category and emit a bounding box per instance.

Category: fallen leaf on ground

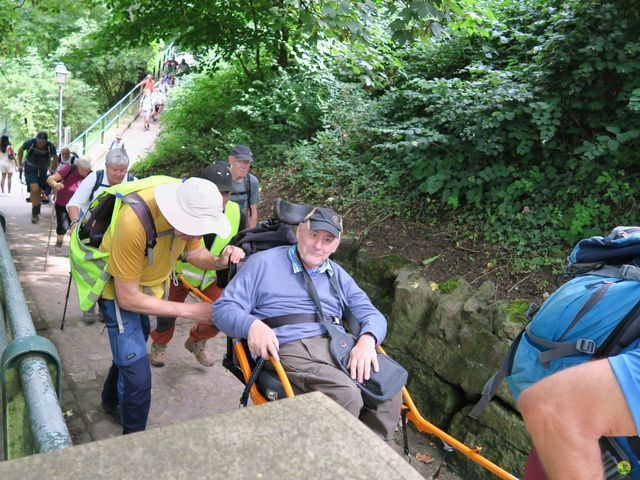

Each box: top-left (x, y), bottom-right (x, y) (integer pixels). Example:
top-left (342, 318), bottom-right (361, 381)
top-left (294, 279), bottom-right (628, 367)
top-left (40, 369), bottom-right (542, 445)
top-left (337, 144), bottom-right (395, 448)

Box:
top-left (415, 452), bottom-right (434, 464)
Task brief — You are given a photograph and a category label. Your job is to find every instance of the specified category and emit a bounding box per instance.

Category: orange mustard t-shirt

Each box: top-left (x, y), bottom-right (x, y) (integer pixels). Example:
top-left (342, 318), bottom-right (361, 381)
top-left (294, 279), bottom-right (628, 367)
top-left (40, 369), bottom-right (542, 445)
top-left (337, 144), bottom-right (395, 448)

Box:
top-left (100, 187), bottom-right (200, 299)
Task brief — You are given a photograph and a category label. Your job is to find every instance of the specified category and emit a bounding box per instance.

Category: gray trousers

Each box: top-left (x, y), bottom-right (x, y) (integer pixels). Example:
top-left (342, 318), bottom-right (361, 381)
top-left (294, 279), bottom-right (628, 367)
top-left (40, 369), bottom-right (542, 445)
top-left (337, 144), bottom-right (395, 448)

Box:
top-left (277, 335), bottom-right (403, 442)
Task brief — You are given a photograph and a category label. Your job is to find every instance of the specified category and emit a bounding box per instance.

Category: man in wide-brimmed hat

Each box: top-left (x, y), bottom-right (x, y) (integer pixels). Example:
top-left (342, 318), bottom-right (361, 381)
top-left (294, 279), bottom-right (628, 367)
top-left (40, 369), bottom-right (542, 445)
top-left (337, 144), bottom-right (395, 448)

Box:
top-left (98, 177), bottom-right (245, 435)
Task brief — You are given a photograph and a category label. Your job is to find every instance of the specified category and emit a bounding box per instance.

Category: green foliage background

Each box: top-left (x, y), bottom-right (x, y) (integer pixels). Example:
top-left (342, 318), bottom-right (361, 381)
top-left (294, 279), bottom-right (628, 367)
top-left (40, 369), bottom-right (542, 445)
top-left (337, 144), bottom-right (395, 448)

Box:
top-left (0, 1), bottom-right (151, 144)
top-left (135, 0), bottom-right (640, 261)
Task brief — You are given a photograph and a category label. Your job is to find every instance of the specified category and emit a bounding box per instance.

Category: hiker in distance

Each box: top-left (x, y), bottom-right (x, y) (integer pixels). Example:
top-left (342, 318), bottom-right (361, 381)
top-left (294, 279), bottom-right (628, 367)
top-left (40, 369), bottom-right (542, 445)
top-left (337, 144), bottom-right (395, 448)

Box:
top-left (46, 156), bottom-right (92, 253)
top-left (17, 131), bottom-right (57, 223)
top-left (227, 144), bottom-right (260, 228)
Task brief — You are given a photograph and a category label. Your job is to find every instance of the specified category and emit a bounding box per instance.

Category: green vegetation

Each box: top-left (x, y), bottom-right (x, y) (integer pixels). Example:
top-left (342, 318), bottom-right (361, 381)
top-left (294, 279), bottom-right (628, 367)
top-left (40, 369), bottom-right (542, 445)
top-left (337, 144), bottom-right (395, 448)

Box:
top-left (439, 278), bottom-right (460, 294)
top-left (132, 0), bottom-right (639, 265)
top-left (506, 299), bottom-right (531, 325)
top-left (6, 0), bottom-right (637, 267)
top-left (0, 1), bottom-right (151, 143)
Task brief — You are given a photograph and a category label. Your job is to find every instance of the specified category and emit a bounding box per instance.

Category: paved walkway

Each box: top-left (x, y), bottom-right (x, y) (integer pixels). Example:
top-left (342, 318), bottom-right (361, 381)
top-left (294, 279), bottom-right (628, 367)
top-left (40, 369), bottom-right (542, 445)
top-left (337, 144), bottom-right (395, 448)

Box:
top-left (0, 113), bottom-right (461, 479)
top-left (1, 113), bottom-right (243, 445)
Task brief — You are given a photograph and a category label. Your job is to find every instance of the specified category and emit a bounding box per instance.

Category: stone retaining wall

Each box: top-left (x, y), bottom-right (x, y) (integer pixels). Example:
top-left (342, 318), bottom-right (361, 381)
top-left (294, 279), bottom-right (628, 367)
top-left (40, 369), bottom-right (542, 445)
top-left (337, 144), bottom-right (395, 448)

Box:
top-left (333, 238), bottom-right (529, 479)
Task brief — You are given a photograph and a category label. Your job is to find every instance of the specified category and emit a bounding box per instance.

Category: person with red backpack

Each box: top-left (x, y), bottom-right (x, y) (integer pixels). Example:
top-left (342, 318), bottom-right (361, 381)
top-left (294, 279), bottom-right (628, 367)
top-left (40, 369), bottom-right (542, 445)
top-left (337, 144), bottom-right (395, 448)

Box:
top-left (46, 157), bottom-right (92, 253)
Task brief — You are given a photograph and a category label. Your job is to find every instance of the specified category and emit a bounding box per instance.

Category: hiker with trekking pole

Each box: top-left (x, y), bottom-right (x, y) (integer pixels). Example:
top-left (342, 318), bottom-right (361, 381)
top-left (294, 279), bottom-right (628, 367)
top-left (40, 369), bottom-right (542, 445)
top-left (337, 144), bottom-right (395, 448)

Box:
top-left (61, 148), bottom-right (135, 326)
top-left (46, 157), bottom-right (92, 253)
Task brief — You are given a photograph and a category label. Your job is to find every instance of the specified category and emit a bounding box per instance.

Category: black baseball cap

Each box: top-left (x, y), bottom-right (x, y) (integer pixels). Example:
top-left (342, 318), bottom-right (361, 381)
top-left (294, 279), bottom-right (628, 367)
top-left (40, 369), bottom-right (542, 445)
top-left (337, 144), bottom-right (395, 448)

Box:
top-left (36, 131), bottom-right (48, 140)
top-left (229, 144), bottom-right (253, 162)
top-left (304, 207), bottom-right (343, 239)
top-left (200, 161), bottom-right (233, 193)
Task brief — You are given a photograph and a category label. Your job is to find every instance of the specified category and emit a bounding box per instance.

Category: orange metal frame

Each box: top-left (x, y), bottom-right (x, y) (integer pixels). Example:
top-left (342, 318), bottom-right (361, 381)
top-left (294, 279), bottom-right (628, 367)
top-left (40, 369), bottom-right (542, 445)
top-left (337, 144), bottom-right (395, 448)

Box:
top-left (180, 275), bottom-right (518, 480)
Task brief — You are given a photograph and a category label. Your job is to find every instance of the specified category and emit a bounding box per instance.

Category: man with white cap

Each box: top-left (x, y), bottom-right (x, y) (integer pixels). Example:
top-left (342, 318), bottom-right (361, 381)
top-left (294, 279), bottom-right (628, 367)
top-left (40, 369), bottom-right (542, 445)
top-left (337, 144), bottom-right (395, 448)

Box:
top-left (109, 132), bottom-right (126, 151)
top-left (98, 177), bottom-right (245, 434)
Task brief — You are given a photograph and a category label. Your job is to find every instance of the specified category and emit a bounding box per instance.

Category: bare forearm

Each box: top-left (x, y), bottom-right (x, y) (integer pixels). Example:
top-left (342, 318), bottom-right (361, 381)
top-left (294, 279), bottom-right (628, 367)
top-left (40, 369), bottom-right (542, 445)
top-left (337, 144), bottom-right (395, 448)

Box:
top-left (186, 249), bottom-right (225, 271)
top-left (115, 285), bottom-right (211, 320)
top-left (67, 206), bottom-right (80, 222)
top-left (185, 245), bottom-right (245, 271)
top-left (248, 205), bottom-right (258, 228)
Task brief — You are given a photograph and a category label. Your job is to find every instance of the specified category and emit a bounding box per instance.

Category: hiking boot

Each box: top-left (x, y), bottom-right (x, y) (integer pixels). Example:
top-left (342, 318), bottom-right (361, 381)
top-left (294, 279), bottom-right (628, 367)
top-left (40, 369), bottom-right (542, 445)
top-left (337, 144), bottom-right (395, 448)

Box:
top-left (31, 206), bottom-right (39, 224)
top-left (82, 310), bottom-right (96, 325)
top-left (101, 401), bottom-right (122, 425)
top-left (149, 341), bottom-right (167, 367)
top-left (184, 337), bottom-right (215, 367)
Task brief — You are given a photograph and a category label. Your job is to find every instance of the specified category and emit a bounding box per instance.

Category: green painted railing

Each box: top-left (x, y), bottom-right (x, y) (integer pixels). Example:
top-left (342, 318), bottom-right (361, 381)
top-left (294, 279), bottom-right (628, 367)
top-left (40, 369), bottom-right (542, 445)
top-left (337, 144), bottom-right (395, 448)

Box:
top-left (0, 221), bottom-right (71, 461)
top-left (68, 43), bottom-right (174, 156)
top-left (68, 84), bottom-right (143, 156)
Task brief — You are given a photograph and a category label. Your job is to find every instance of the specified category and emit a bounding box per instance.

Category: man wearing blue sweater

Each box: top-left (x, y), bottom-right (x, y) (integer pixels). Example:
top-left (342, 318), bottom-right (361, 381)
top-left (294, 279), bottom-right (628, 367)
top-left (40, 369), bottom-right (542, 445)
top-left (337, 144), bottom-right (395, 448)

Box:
top-left (214, 207), bottom-right (402, 441)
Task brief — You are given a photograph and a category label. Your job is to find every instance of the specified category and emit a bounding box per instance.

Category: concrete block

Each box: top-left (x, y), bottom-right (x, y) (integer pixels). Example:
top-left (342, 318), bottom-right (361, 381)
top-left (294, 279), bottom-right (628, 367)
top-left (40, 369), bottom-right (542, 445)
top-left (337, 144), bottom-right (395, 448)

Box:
top-left (0, 392), bottom-right (422, 479)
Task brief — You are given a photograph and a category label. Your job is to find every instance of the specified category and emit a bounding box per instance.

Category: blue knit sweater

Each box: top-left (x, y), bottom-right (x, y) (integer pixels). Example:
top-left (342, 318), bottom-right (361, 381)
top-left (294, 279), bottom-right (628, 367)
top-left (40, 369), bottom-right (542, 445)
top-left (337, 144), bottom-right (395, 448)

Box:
top-left (213, 246), bottom-right (387, 345)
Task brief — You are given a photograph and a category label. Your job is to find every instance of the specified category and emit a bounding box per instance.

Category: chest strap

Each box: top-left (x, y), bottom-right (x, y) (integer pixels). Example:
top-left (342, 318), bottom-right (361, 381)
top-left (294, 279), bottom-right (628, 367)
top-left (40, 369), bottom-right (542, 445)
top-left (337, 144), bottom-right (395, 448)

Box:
top-left (261, 313), bottom-right (335, 329)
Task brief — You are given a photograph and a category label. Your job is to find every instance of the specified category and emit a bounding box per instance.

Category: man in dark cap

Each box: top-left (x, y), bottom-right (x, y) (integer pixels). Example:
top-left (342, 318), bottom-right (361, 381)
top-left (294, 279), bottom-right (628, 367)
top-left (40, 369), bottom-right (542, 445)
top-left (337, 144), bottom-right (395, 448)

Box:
top-left (148, 161), bottom-right (246, 368)
top-left (214, 206), bottom-right (402, 443)
top-left (17, 131), bottom-right (57, 223)
top-left (228, 144), bottom-right (260, 228)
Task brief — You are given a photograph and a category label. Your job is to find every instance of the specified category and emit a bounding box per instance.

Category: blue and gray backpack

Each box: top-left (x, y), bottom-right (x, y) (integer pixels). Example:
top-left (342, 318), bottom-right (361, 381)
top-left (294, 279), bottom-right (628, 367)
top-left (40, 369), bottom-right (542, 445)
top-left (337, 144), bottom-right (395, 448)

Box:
top-left (471, 226), bottom-right (640, 479)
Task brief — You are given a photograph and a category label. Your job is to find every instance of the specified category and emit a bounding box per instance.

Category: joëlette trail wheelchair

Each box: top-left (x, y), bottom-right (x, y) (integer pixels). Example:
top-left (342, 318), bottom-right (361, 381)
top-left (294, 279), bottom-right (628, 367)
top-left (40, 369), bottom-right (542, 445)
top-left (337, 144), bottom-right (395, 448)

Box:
top-left (179, 199), bottom-right (518, 480)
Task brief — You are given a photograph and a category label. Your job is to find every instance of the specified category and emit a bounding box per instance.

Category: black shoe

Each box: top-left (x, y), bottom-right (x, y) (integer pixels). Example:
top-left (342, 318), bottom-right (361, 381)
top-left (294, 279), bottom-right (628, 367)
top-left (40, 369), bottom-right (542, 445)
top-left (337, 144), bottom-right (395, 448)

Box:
top-left (31, 207), bottom-right (39, 224)
top-left (101, 402), bottom-right (122, 425)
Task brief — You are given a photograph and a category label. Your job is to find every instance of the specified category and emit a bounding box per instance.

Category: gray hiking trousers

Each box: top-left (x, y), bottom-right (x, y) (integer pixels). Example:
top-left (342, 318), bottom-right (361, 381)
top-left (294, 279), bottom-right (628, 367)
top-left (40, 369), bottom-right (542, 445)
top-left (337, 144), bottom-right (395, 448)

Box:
top-left (277, 335), bottom-right (403, 442)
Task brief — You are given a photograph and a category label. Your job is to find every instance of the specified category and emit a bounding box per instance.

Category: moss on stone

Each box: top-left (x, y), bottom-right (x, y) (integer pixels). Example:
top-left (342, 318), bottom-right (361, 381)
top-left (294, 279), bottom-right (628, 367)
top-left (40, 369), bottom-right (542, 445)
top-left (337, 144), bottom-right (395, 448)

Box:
top-left (506, 299), bottom-right (531, 325)
top-left (439, 278), bottom-right (460, 294)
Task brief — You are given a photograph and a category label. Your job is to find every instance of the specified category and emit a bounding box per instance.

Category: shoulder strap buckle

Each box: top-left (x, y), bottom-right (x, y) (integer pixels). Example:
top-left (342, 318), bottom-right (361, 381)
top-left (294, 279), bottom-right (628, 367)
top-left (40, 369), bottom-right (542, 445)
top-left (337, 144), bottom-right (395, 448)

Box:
top-left (576, 338), bottom-right (596, 355)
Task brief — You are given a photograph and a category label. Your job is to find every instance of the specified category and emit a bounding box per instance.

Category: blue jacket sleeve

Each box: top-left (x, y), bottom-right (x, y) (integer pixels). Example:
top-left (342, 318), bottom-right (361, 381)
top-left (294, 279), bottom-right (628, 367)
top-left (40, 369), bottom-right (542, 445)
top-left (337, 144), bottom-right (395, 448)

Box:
top-left (212, 255), bottom-right (261, 339)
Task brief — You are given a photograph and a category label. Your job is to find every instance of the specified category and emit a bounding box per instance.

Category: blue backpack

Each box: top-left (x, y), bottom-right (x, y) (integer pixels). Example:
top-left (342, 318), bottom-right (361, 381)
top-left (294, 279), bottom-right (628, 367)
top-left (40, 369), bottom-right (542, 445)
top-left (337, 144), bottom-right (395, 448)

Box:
top-left (471, 226), bottom-right (640, 479)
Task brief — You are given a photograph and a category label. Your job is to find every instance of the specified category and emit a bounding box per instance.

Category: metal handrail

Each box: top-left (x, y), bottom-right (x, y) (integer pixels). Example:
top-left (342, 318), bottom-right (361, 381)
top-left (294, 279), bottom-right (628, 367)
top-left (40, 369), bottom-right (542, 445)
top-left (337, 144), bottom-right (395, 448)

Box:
top-left (0, 224), bottom-right (71, 460)
top-left (68, 85), bottom-right (142, 155)
top-left (68, 42), bottom-right (175, 156)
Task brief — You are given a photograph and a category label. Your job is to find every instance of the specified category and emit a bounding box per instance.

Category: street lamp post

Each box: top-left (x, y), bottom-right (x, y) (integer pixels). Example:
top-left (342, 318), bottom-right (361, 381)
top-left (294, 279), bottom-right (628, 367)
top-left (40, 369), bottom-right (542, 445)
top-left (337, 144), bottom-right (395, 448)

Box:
top-left (54, 63), bottom-right (69, 151)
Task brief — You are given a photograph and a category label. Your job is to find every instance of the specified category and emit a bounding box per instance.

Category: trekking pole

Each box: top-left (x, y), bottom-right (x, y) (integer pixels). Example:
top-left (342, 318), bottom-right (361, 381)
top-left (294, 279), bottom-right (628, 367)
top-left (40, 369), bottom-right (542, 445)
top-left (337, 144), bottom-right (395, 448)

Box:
top-left (60, 272), bottom-right (73, 330)
top-left (43, 203), bottom-right (56, 271)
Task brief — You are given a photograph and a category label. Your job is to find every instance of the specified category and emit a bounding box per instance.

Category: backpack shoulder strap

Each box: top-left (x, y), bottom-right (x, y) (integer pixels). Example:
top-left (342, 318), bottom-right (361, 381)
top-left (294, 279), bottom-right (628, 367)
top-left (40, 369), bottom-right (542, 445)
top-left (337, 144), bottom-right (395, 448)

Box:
top-left (119, 191), bottom-right (158, 265)
top-left (469, 328), bottom-right (526, 419)
top-left (591, 264), bottom-right (640, 281)
top-left (90, 170), bottom-right (105, 201)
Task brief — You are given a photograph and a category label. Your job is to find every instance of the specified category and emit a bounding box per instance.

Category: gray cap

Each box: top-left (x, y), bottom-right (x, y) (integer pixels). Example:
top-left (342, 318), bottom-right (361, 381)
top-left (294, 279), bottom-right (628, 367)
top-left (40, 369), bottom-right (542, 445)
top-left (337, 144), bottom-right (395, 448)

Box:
top-left (229, 144), bottom-right (253, 162)
top-left (304, 207), bottom-right (343, 239)
top-left (200, 161), bottom-right (233, 193)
